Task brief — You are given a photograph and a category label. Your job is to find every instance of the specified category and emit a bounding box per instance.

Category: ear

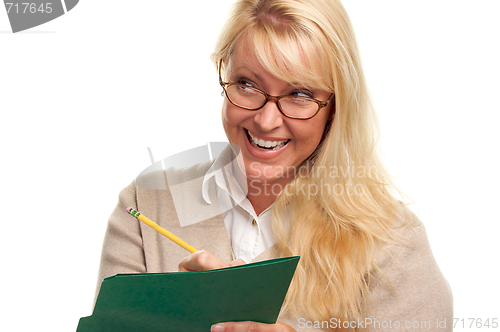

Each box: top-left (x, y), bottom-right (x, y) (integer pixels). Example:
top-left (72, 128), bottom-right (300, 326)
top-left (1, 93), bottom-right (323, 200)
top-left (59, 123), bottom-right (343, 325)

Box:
top-left (328, 95), bottom-right (336, 120)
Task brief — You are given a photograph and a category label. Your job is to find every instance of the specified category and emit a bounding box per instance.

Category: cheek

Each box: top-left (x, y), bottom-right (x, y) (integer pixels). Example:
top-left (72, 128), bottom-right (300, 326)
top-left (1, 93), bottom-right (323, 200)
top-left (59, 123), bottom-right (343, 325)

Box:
top-left (292, 119), bottom-right (329, 152)
top-left (221, 102), bottom-right (242, 140)
top-left (222, 102), bottom-right (251, 130)
top-left (221, 105), bottom-right (228, 128)
top-left (221, 102), bottom-right (233, 129)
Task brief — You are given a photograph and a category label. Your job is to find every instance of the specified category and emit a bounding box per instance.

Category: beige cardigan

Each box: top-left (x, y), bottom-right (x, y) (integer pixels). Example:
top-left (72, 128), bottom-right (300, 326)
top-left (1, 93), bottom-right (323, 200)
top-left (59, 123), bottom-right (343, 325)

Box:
top-left (95, 164), bottom-right (453, 331)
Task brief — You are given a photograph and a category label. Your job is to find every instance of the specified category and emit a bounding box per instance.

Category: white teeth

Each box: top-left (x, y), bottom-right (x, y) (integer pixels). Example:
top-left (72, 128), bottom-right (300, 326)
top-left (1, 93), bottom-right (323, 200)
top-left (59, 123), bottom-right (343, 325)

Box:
top-left (247, 130), bottom-right (289, 150)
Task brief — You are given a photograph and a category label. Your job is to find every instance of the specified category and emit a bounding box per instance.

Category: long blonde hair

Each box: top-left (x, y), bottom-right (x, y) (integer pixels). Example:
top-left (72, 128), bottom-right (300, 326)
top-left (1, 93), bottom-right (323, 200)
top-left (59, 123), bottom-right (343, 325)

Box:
top-left (212, 0), bottom-right (401, 325)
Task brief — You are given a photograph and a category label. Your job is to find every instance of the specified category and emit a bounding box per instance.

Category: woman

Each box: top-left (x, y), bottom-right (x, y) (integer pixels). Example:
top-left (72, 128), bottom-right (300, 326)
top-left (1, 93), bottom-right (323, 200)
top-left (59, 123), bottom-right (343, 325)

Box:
top-left (96, 0), bottom-right (452, 331)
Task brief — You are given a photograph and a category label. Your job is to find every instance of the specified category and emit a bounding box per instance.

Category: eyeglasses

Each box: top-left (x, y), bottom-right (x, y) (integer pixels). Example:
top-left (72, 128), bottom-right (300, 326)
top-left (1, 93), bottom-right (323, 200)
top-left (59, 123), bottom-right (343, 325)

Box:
top-left (218, 62), bottom-right (334, 120)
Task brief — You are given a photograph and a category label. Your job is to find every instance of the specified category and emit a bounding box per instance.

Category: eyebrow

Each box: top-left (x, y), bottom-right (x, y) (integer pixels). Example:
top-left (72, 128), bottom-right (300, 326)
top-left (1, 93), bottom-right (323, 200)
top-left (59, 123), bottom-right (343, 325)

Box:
top-left (230, 66), bottom-right (263, 83)
top-left (230, 66), bottom-right (301, 87)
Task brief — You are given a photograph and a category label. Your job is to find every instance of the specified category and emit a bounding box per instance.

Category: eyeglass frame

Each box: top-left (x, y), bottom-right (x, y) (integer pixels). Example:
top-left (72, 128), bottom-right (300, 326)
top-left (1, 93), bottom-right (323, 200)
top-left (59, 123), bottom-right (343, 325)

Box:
top-left (218, 60), bottom-right (335, 120)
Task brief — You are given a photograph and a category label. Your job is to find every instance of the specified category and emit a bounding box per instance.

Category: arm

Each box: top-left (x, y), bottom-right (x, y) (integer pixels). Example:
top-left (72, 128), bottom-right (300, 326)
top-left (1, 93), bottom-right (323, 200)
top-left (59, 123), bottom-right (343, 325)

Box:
top-left (365, 210), bottom-right (453, 331)
top-left (93, 179), bottom-right (146, 306)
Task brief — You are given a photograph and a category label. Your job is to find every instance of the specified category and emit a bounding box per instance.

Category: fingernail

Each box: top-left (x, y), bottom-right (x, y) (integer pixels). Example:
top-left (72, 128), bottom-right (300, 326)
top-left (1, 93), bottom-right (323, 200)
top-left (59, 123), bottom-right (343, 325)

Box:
top-left (211, 324), bottom-right (225, 332)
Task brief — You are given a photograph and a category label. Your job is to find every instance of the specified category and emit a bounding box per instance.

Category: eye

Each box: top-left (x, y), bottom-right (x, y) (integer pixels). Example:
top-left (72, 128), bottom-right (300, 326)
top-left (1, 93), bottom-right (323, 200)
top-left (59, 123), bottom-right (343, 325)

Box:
top-left (233, 78), bottom-right (262, 96)
top-left (235, 85), bottom-right (259, 95)
top-left (235, 78), bottom-right (257, 88)
top-left (291, 89), bottom-right (314, 99)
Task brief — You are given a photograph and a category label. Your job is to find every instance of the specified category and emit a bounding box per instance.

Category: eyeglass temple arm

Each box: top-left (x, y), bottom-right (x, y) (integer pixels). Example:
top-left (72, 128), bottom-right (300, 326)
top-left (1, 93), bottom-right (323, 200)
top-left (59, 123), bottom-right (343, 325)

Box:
top-left (218, 59), bottom-right (225, 86)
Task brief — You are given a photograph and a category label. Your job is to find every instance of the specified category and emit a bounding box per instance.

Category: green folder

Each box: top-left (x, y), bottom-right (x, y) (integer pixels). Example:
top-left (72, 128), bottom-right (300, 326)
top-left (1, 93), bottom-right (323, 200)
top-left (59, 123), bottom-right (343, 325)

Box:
top-left (77, 256), bottom-right (299, 332)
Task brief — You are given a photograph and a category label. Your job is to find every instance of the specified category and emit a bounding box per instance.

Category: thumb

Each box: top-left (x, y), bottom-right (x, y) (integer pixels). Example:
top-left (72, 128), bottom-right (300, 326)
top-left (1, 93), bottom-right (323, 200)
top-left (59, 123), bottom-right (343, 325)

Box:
top-left (228, 259), bottom-right (246, 267)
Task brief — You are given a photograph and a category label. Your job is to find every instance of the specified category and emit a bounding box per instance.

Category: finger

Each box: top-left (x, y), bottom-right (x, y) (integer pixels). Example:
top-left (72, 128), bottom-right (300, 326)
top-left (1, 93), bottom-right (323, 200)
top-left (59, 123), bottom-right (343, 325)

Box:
top-left (178, 250), bottom-right (229, 272)
top-left (228, 259), bottom-right (246, 267)
top-left (211, 321), bottom-right (293, 332)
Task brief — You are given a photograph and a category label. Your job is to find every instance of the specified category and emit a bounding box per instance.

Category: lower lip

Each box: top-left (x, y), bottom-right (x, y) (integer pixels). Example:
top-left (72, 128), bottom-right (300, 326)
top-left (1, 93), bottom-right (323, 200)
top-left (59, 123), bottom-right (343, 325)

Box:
top-left (243, 129), bottom-right (289, 160)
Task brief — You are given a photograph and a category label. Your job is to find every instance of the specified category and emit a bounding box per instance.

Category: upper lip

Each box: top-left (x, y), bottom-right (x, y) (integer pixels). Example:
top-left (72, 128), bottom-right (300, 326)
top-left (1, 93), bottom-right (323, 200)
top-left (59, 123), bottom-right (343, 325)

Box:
top-left (246, 129), bottom-right (289, 142)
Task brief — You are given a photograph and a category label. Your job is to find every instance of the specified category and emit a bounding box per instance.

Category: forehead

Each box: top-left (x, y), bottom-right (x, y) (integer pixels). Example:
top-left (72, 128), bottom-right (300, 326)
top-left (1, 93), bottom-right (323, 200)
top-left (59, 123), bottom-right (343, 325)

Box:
top-left (228, 38), bottom-right (260, 70)
top-left (226, 34), bottom-right (329, 91)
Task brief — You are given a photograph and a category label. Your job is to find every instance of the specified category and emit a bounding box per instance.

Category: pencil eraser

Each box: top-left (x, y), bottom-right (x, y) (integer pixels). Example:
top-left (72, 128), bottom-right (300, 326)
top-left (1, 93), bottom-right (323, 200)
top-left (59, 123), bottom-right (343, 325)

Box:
top-left (126, 207), bottom-right (132, 213)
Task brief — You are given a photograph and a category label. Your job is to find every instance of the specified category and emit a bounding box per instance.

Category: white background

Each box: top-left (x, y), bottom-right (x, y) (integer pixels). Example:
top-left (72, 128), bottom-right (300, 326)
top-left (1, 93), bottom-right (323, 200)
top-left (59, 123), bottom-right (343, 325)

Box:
top-left (1, 0), bottom-right (499, 331)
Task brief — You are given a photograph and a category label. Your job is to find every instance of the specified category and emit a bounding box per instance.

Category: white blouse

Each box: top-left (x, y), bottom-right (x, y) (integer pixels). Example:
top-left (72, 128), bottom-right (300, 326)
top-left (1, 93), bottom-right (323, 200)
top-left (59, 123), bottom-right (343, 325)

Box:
top-left (201, 147), bottom-right (277, 263)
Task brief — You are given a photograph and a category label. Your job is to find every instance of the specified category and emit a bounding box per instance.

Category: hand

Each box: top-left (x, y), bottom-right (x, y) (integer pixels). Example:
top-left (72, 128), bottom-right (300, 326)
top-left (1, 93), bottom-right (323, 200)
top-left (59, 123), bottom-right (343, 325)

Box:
top-left (178, 250), bottom-right (246, 272)
top-left (211, 321), bottom-right (296, 332)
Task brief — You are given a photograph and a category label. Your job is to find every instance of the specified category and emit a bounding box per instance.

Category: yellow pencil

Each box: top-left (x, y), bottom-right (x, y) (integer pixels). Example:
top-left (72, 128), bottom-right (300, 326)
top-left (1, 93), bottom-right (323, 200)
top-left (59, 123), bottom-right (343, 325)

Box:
top-left (126, 207), bottom-right (198, 253)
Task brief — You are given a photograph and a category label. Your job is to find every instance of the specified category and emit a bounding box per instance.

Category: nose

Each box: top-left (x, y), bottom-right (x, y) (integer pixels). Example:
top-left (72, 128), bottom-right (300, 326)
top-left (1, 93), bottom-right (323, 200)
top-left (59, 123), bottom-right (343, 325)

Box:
top-left (253, 101), bottom-right (283, 131)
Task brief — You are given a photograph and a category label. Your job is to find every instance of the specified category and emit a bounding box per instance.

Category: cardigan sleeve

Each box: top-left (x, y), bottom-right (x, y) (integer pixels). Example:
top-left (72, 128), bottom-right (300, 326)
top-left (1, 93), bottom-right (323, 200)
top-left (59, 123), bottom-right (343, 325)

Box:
top-left (364, 209), bottom-right (453, 331)
top-left (93, 179), bottom-right (146, 306)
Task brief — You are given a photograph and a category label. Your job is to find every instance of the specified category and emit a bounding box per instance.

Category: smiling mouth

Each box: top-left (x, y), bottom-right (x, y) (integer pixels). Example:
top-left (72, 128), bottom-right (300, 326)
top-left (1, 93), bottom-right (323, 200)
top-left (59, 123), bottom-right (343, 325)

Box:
top-left (246, 129), bottom-right (290, 151)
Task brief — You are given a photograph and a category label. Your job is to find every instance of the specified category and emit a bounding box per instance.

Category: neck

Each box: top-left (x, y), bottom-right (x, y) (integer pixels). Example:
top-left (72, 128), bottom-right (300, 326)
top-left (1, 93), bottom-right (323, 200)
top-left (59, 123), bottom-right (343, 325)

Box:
top-left (246, 178), bottom-right (284, 215)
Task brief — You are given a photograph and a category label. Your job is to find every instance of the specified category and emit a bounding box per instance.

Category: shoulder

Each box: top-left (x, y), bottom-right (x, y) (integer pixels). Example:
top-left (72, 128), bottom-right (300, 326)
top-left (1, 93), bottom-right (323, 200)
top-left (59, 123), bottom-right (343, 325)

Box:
top-left (134, 160), bottom-right (213, 190)
top-left (113, 160), bottom-right (214, 225)
top-left (382, 204), bottom-right (436, 266)
top-left (374, 204), bottom-right (442, 279)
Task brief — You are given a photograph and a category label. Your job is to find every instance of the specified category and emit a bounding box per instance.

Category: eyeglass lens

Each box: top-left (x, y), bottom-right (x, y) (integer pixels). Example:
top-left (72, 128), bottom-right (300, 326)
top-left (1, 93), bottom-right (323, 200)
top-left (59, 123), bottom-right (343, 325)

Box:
top-left (226, 85), bottom-right (319, 118)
